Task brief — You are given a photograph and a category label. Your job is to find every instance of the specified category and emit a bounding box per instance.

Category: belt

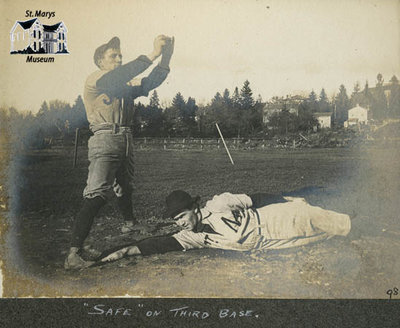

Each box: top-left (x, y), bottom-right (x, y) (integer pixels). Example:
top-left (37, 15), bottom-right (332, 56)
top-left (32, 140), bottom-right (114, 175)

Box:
top-left (91, 123), bottom-right (133, 134)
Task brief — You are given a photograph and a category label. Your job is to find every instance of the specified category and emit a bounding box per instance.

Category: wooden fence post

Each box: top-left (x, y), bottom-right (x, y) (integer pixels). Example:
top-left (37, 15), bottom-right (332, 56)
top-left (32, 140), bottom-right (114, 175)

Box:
top-left (164, 139), bottom-right (167, 150)
top-left (73, 128), bottom-right (79, 168)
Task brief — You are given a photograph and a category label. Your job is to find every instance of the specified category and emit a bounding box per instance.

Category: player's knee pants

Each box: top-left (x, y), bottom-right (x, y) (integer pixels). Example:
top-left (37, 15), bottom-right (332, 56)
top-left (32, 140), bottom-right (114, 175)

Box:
top-left (308, 204), bottom-right (351, 236)
top-left (83, 131), bottom-right (134, 201)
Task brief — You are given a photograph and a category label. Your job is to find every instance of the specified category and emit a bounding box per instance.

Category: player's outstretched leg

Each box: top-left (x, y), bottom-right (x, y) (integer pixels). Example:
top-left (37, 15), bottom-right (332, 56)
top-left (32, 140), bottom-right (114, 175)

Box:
top-left (307, 203), bottom-right (351, 236)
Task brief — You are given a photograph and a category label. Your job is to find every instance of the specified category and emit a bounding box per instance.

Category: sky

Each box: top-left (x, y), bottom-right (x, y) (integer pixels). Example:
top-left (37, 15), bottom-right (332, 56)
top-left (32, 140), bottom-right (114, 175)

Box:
top-left (1, 0), bottom-right (399, 113)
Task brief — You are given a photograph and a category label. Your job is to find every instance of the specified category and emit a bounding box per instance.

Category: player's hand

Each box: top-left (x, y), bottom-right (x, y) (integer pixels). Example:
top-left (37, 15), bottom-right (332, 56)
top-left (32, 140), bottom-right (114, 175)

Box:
top-left (152, 35), bottom-right (169, 59)
top-left (159, 36), bottom-right (174, 69)
top-left (101, 247), bottom-right (129, 262)
top-left (162, 36), bottom-right (174, 58)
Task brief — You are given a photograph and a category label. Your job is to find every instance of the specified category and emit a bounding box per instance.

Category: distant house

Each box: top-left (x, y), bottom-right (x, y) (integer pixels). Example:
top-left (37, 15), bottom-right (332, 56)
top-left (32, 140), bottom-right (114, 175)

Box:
top-left (344, 104), bottom-right (368, 127)
top-left (10, 18), bottom-right (68, 54)
top-left (314, 112), bottom-right (332, 129)
top-left (351, 78), bottom-right (400, 119)
top-left (263, 102), bottom-right (280, 124)
top-left (263, 95), bottom-right (306, 123)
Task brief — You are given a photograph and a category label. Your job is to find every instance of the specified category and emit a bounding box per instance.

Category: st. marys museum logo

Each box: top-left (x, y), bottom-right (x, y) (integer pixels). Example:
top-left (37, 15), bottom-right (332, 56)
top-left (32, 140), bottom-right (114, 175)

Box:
top-left (10, 13), bottom-right (69, 62)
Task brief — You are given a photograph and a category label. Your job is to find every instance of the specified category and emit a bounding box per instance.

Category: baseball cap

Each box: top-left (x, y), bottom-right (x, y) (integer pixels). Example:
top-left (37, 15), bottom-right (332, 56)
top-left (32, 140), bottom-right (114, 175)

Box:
top-left (93, 36), bottom-right (120, 68)
top-left (163, 190), bottom-right (200, 219)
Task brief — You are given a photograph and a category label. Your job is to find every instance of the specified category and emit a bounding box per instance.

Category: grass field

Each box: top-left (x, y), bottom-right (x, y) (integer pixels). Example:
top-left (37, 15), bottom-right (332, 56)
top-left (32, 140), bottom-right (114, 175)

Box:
top-left (2, 145), bottom-right (400, 298)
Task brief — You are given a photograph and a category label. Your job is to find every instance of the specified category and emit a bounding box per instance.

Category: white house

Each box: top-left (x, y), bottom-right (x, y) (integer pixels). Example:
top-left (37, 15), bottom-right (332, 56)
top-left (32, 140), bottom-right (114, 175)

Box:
top-left (344, 104), bottom-right (368, 127)
top-left (10, 18), bottom-right (68, 54)
top-left (314, 112), bottom-right (332, 129)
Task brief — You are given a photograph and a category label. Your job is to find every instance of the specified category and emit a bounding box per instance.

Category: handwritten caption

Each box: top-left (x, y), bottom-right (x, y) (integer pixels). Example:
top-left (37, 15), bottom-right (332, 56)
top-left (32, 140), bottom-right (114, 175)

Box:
top-left (386, 287), bottom-right (398, 300)
top-left (84, 303), bottom-right (259, 320)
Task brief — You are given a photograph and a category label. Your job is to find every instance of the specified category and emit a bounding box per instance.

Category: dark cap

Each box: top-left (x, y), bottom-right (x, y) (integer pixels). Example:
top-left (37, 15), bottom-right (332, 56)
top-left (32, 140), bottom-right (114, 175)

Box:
top-left (163, 190), bottom-right (200, 219)
top-left (93, 36), bottom-right (120, 68)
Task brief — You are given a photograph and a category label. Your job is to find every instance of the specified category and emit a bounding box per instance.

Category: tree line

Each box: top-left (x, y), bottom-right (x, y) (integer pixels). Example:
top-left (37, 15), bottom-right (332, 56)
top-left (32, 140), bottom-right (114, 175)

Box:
top-left (1, 73), bottom-right (399, 149)
top-left (0, 96), bottom-right (87, 149)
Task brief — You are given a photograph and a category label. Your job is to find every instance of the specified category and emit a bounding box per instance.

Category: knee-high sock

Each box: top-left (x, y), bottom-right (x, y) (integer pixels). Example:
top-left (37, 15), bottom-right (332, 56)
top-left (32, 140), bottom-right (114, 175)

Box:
top-left (117, 193), bottom-right (134, 221)
top-left (70, 196), bottom-right (106, 248)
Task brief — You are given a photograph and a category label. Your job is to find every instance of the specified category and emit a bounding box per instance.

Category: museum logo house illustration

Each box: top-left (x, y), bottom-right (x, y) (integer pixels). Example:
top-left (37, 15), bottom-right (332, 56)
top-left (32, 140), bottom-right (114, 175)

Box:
top-left (10, 18), bottom-right (68, 54)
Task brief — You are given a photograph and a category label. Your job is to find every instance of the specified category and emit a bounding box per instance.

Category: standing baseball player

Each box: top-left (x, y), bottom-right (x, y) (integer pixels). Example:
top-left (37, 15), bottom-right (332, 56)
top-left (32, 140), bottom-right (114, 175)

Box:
top-left (101, 190), bottom-right (351, 262)
top-left (64, 35), bottom-right (175, 269)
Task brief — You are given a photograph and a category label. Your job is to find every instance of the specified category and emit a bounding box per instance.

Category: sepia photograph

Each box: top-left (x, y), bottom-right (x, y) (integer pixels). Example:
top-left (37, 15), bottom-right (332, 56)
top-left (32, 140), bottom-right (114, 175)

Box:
top-left (1, 0), bottom-right (399, 313)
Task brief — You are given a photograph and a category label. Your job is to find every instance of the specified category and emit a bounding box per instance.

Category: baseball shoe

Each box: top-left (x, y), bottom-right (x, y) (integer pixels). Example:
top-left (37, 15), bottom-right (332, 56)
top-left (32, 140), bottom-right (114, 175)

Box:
top-left (83, 245), bottom-right (102, 260)
top-left (350, 210), bottom-right (358, 221)
top-left (121, 221), bottom-right (136, 233)
top-left (64, 252), bottom-right (95, 270)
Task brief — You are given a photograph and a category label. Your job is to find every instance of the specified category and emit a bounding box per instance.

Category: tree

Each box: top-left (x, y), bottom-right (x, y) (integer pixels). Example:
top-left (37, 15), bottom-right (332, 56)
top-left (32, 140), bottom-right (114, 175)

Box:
top-left (389, 75), bottom-right (400, 117)
top-left (350, 81), bottom-right (362, 107)
top-left (171, 92), bottom-right (186, 109)
top-left (318, 88), bottom-right (330, 112)
top-left (186, 97), bottom-right (197, 114)
top-left (135, 91), bottom-right (163, 136)
top-left (211, 92), bottom-right (223, 106)
top-left (133, 102), bottom-right (146, 135)
top-left (353, 82), bottom-right (361, 94)
top-left (296, 106), bottom-right (318, 132)
top-left (372, 73), bottom-right (388, 120)
top-left (307, 90), bottom-right (318, 113)
top-left (184, 97), bottom-right (198, 136)
top-left (162, 93), bottom-right (198, 137)
top-left (309, 90), bottom-right (317, 103)
top-left (232, 87), bottom-right (240, 108)
top-left (222, 89), bottom-right (231, 106)
top-left (361, 81), bottom-right (375, 118)
top-left (71, 95), bottom-right (88, 129)
top-left (268, 109), bottom-right (300, 135)
top-left (377, 73), bottom-right (384, 86)
top-left (390, 75), bottom-right (399, 84)
top-left (334, 85), bottom-right (350, 125)
top-left (236, 80), bottom-right (257, 136)
top-left (239, 80), bottom-right (254, 109)
top-left (319, 88), bottom-right (328, 103)
top-left (48, 100), bottom-right (72, 136)
top-left (149, 90), bottom-right (160, 108)
top-left (37, 101), bottom-right (49, 117)
top-left (202, 90), bottom-right (240, 138)
top-left (163, 92), bottom-right (186, 136)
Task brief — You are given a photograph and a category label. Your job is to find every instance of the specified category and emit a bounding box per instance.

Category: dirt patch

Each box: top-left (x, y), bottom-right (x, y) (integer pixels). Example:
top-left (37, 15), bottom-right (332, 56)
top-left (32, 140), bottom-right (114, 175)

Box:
top-left (2, 146), bottom-right (400, 298)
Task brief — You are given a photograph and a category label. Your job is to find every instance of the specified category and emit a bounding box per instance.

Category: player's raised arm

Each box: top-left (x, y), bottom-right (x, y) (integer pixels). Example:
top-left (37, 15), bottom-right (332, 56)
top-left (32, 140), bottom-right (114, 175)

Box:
top-left (147, 35), bottom-right (171, 62)
top-left (130, 36), bottom-right (175, 98)
top-left (159, 36), bottom-right (174, 69)
top-left (96, 35), bottom-right (171, 98)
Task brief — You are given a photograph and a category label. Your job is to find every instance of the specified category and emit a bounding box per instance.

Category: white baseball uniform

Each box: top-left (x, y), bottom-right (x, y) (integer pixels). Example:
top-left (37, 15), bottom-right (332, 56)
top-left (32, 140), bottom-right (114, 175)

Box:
top-left (173, 193), bottom-right (351, 251)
